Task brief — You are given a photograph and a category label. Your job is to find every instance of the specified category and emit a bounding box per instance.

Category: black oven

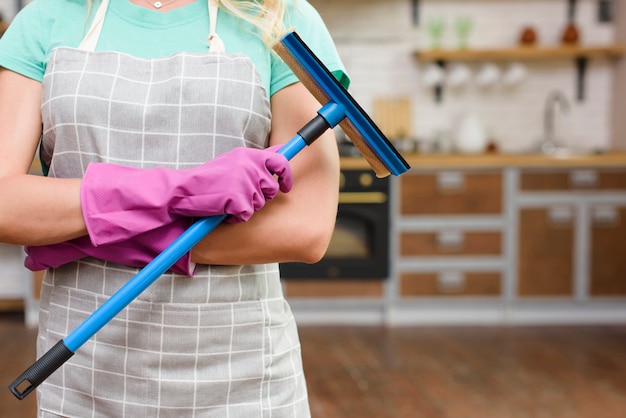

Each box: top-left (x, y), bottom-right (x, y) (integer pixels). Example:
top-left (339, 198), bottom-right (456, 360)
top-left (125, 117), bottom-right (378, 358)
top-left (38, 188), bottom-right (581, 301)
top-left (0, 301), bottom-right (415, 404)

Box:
top-left (280, 168), bottom-right (390, 280)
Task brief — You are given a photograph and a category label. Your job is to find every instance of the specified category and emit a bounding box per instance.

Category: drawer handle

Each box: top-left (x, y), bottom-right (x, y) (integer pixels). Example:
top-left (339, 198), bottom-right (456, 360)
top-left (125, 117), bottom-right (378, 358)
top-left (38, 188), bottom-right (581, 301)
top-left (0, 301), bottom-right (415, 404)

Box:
top-left (570, 170), bottom-right (597, 188)
top-left (437, 171), bottom-right (464, 192)
top-left (437, 271), bottom-right (466, 294)
top-left (592, 206), bottom-right (619, 226)
top-left (437, 230), bottom-right (464, 250)
top-left (338, 192), bottom-right (388, 204)
top-left (547, 206), bottom-right (573, 225)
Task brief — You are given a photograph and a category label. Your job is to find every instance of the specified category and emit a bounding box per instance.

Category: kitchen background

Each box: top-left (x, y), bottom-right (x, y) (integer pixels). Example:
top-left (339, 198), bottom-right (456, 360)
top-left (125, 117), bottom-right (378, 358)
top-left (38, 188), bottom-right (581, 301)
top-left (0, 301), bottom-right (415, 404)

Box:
top-left (1, 1), bottom-right (626, 417)
top-left (1, 0), bottom-right (626, 326)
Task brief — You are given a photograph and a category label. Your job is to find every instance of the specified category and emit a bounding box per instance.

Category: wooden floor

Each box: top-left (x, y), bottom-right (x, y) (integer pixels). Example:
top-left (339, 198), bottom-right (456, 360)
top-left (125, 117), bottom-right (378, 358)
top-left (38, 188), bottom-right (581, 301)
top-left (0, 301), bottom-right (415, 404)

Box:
top-left (1, 312), bottom-right (625, 418)
top-left (301, 325), bottom-right (626, 418)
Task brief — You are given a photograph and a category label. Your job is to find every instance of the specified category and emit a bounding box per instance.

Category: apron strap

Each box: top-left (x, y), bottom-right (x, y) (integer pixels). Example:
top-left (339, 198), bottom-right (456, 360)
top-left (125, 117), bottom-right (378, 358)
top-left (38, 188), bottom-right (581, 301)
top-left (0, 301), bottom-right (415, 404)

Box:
top-left (79, 0), bottom-right (110, 52)
top-left (208, 0), bottom-right (225, 53)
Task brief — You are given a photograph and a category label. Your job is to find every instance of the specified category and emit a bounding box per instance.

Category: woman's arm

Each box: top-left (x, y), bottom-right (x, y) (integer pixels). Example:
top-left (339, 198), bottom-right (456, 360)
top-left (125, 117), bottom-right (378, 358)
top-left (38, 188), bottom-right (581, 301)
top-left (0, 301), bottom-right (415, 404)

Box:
top-left (190, 82), bottom-right (340, 265)
top-left (1, 70), bottom-right (339, 265)
top-left (0, 69), bottom-right (87, 245)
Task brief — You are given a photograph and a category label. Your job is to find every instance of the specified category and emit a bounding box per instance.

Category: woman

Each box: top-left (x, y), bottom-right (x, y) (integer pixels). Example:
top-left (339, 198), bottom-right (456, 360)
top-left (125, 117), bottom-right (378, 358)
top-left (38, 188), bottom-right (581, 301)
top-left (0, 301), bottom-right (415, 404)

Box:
top-left (0, 0), bottom-right (347, 416)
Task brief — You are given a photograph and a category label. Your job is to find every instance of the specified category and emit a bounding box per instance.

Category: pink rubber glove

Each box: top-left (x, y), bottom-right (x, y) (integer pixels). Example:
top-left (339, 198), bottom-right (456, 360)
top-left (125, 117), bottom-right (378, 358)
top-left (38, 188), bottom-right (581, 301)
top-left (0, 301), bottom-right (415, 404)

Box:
top-left (81, 146), bottom-right (292, 246)
top-left (24, 217), bottom-right (197, 276)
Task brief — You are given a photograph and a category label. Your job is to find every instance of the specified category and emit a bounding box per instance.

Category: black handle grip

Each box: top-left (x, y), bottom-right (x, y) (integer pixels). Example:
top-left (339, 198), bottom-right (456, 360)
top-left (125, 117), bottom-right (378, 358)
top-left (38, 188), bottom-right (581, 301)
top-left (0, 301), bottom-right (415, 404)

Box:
top-left (9, 340), bottom-right (74, 400)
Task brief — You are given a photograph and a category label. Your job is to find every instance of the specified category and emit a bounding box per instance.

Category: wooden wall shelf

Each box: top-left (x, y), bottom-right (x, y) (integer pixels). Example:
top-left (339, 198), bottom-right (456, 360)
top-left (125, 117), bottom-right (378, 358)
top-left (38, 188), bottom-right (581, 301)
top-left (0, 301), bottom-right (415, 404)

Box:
top-left (415, 45), bottom-right (625, 62)
top-left (415, 44), bottom-right (625, 102)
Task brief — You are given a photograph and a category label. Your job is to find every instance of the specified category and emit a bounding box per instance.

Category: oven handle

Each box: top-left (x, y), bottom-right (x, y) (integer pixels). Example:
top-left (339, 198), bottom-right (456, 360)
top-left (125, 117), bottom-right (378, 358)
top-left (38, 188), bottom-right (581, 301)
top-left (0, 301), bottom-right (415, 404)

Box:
top-left (338, 192), bottom-right (388, 204)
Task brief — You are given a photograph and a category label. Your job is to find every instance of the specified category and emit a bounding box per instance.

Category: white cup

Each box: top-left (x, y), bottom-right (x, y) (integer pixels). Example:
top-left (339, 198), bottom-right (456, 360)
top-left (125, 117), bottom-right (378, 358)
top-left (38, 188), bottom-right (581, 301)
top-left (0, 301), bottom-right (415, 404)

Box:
top-left (422, 63), bottom-right (445, 87)
top-left (475, 62), bottom-right (501, 88)
top-left (446, 63), bottom-right (472, 88)
top-left (502, 62), bottom-right (528, 87)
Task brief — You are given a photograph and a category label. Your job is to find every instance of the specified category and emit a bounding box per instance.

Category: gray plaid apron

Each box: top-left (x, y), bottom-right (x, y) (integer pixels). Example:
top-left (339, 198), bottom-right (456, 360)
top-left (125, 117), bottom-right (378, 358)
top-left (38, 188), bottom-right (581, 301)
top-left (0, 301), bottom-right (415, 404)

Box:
top-left (36, 1), bottom-right (310, 417)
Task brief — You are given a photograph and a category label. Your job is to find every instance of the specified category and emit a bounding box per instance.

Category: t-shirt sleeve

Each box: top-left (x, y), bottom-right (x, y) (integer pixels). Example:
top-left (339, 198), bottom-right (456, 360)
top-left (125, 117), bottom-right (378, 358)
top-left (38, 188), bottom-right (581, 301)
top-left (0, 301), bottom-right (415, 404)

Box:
top-left (270, 1), bottom-right (349, 97)
top-left (0, 1), bottom-right (48, 82)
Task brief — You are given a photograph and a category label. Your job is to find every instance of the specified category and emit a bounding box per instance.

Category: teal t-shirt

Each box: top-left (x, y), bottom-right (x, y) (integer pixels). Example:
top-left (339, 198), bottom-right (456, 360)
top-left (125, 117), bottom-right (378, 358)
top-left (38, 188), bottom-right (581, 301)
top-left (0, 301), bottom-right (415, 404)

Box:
top-left (0, 0), bottom-right (349, 96)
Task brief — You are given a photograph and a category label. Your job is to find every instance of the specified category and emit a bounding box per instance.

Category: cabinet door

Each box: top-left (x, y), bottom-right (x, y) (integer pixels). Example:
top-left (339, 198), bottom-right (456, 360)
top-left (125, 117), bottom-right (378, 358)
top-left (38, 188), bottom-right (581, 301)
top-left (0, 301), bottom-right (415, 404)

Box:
top-left (590, 206), bottom-right (626, 295)
top-left (518, 207), bottom-right (574, 296)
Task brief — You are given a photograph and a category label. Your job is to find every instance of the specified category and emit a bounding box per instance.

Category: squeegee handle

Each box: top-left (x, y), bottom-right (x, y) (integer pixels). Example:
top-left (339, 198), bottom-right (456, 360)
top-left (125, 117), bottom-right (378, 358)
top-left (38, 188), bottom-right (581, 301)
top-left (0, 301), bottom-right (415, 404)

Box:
top-left (9, 103), bottom-right (343, 401)
top-left (8, 214), bottom-right (227, 400)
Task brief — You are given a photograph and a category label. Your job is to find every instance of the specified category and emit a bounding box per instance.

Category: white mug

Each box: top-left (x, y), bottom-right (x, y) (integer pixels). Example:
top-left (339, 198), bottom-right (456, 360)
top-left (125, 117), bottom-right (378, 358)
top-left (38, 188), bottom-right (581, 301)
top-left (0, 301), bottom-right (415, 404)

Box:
top-left (475, 62), bottom-right (501, 88)
top-left (446, 63), bottom-right (472, 88)
top-left (502, 62), bottom-right (528, 87)
top-left (422, 63), bottom-right (445, 87)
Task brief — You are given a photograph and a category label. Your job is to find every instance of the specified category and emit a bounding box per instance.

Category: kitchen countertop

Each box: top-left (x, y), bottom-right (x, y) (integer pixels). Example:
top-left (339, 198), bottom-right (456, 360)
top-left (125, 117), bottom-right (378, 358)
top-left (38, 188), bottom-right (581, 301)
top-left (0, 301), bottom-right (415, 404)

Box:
top-left (29, 151), bottom-right (626, 173)
top-left (340, 151), bottom-right (626, 171)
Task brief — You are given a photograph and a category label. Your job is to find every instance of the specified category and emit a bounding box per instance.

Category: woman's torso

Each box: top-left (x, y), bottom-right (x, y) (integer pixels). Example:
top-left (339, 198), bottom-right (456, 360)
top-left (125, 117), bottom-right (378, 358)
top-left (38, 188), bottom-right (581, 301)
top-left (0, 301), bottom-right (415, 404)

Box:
top-left (34, 1), bottom-right (311, 416)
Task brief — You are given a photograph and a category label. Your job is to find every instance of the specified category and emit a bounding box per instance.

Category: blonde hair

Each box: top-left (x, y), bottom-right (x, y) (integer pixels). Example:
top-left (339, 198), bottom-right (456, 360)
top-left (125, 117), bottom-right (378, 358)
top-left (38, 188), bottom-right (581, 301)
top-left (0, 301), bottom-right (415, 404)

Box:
top-left (218, 0), bottom-right (287, 45)
top-left (85, 1), bottom-right (287, 46)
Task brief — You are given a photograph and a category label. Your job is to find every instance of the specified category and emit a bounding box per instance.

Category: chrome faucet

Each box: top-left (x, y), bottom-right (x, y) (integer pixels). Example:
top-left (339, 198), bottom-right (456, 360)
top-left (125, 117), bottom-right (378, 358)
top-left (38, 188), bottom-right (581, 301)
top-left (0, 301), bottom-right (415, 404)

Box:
top-left (540, 90), bottom-right (570, 154)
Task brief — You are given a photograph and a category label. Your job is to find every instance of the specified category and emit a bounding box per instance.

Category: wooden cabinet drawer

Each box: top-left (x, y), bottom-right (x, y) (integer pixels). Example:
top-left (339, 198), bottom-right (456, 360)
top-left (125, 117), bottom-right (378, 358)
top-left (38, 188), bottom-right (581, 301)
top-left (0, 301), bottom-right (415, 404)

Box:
top-left (521, 169), bottom-right (626, 191)
top-left (400, 171), bottom-right (502, 215)
top-left (400, 272), bottom-right (501, 297)
top-left (400, 231), bottom-right (501, 256)
top-left (283, 279), bottom-right (383, 298)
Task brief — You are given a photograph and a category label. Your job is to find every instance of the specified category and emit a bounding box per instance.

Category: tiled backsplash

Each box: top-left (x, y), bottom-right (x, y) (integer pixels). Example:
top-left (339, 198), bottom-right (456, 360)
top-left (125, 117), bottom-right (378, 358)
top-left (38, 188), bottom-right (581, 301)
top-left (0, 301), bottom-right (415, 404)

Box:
top-left (311, 0), bottom-right (618, 153)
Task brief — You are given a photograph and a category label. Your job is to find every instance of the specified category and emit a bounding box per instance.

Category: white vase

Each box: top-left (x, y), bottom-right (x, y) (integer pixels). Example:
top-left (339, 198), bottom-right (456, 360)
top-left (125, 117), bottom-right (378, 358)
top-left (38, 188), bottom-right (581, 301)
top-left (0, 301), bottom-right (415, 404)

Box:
top-left (454, 113), bottom-right (487, 154)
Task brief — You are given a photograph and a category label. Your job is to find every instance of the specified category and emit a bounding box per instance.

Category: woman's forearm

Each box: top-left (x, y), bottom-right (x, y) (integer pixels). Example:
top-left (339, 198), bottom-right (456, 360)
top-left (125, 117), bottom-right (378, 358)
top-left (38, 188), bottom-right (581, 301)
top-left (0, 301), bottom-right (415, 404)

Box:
top-left (0, 174), bottom-right (87, 245)
top-left (0, 69), bottom-right (88, 246)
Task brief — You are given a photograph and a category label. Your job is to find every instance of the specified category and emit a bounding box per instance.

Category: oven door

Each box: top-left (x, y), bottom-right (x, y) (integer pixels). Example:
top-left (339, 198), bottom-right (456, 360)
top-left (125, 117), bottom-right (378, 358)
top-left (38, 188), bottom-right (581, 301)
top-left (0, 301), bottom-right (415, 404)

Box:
top-left (280, 170), bottom-right (390, 280)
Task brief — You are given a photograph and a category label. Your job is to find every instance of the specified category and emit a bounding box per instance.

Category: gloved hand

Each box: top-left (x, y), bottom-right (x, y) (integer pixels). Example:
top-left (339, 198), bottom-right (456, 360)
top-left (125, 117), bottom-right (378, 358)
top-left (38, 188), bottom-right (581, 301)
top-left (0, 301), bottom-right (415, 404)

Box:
top-left (81, 146), bottom-right (292, 246)
top-left (24, 217), bottom-right (197, 276)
